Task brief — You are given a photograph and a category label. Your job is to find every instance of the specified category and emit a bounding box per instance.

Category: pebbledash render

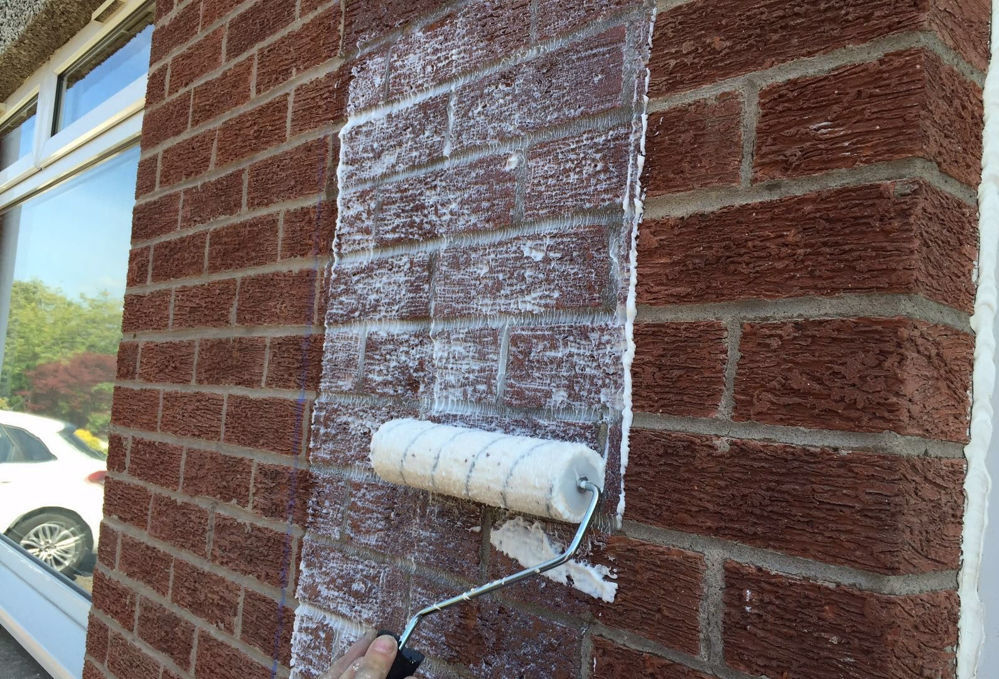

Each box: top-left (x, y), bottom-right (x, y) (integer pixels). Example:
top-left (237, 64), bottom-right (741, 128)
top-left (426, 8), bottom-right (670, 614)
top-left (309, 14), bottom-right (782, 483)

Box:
top-left (2, 0), bottom-right (990, 676)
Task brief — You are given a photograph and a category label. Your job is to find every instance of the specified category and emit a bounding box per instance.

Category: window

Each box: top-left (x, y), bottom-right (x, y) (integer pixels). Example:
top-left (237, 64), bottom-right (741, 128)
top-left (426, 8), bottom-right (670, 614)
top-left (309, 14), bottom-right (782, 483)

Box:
top-left (54, 8), bottom-right (154, 133)
top-left (0, 2), bottom-right (150, 675)
top-left (0, 99), bottom-right (37, 172)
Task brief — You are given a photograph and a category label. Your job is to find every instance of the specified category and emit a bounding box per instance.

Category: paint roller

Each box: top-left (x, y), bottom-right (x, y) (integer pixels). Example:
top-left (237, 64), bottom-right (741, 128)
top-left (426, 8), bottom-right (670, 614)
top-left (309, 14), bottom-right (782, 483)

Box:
top-left (368, 418), bottom-right (605, 679)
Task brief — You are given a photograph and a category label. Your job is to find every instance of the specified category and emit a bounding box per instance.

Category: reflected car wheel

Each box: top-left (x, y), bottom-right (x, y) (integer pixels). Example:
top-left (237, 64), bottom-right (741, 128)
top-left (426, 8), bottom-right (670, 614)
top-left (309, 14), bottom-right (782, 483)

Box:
top-left (7, 512), bottom-right (92, 576)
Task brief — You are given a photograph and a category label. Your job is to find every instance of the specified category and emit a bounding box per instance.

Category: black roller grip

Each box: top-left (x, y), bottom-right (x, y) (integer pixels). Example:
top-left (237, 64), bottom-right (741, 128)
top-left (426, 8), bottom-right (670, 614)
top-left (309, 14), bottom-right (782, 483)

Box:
top-left (377, 630), bottom-right (424, 679)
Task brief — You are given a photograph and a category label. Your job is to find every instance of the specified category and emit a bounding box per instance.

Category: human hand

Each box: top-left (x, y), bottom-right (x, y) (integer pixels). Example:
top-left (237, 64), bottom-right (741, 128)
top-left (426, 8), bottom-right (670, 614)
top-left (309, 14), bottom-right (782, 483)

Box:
top-left (323, 631), bottom-right (416, 679)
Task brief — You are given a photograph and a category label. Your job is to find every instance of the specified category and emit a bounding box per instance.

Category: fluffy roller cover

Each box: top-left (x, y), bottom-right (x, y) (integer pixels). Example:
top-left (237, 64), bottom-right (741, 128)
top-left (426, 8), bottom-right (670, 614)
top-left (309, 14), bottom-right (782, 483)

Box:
top-left (370, 418), bottom-right (605, 523)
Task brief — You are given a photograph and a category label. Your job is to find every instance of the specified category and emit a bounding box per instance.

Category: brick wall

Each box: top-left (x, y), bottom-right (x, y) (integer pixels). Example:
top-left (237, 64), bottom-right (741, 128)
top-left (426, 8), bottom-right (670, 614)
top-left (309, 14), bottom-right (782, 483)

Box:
top-left (86, 1), bottom-right (989, 679)
top-left (622, 1), bottom-right (987, 678)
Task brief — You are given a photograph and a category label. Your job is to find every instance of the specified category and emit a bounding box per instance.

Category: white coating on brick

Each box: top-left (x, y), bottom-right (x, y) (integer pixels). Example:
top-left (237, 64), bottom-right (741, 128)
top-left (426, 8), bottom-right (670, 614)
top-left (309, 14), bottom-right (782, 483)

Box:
top-left (958, 0), bottom-right (999, 674)
top-left (490, 516), bottom-right (618, 602)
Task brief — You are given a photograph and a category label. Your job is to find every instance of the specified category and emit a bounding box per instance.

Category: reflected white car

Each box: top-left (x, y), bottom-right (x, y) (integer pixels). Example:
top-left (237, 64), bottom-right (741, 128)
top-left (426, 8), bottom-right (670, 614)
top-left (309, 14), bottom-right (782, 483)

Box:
top-left (0, 410), bottom-right (106, 576)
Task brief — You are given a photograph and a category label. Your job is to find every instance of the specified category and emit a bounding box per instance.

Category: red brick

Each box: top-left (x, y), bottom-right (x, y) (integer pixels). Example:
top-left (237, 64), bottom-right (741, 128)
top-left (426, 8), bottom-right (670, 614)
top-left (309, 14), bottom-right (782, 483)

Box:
top-left (150, 0), bottom-right (200, 63)
top-left (280, 202), bottom-right (336, 260)
top-left (103, 478), bottom-right (152, 529)
top-left (91, 571), bottom-right (137, 629)
top-left (146, 63), bottom-right (168, 105)
top-left (160, 390), bottom-right (225, 440)
top-left (266, 334), bottom-right (324, 390)
top-left (96, 522), bottom-right (120, 568)
top-left (240, 589), bottom-right (293, 665)
top-left (160, 130), bottom-right (215, 187)
top-left (648, 0), bottom-right (988, 96)
top-left (290, 70), bottom-right (349, 135)
top-left (172, 279), bottom-right (237, 328)
top-left (339, 94), bottom-right (448, 183)
top-left (724, 563), bottom-right (959, 679)
top-left (107, 632), bottom-right (159, 678)
top-left (627, 430), bottom-right (966, 573)
top-left (149, 495), bottom-right (210, 556)
top-left (201, 0), bottom-right (249, 26)
top-left (211, 515), bottom-right (291, 587)
top-left (154, 0), bottom-right (174, 22)
top-left (172, 560), bottom-right (240, 632)
top-left (734, 318), bottom-right (973, 441)
top-left (141, 91), bottom-right (191, 148)
top-left (255, 8), bottom-right (340, 93)
top-left (592, 637), bottom-right (711, 679)
top-left (643, 93), bottom-right (742, 196)
top-left (169, 28), bottom-right (225, 94)
top-left (151, 233), bottom-right (206, 283)
top-left (309, 398), bottom-right (418, 467)
top-left (106, 435), bottom-right (128, 475)
top-left (224, 395), bottom-right (305, 454)
top-left (361, 330), bottom-right (430, 399)
top-left (216, 96), bottom-right (288, 168)
top-left (632, 322), bottom-right (728, 417)
top-left (386, 0), bottom-right (529, 99)
top-left (119, 534), bottom-right (172, 596)
top-left (133, 193), bottom-right (180, 240)
top-left (434, 226), bottom-right (609, 317)
top-left (251, 463), bottom-right (311, 525)
top-left (341, 155), bottom-right (515, 253)
top-left (314, 332), bottom-right (362, 394)
top-left (196, 336), bottom-right (267, 387)
top-left (534, 0), bottom-right (633, 41)
top-left (755, 50), bottom-right (982, 186)
top-left (226, 0), bottom-right (295, 58)
top-left (504, 323), bottom-right (624, 410)
top-left (116, 342), bottom-right (139, 381)
top-left (236, 270), bottom-right (318, 326)
top-left (110, 387), bottom-right (160, 431)
top-left (206, 215), bottom-right (279, 272)
top-left (182, 448), bottom-right (252, 505)
top-left (82, 661), bottom-right (103, 679)
top-left (122, 290), bottom-right (171, 333)
top-left (638, 181), bottom-right (979, 311)
top-left (139, 340), bottom-right (196, 386)
top-left (428, 327), bottom-right (500, 404)
top-left (194, 632), bottom-right (271, 679)
top-left (326, 253), bottom-right (430, 322)
top-left (136, 155), bottom-right (158, 197)
top-left (181, 169), bottom-right (245, 229)
top-left (127, 246), bottom-right (151, 287)
top-left (127, 437), bottom-right (184, 491)
top-left (452, 28), bottom-right (625, 150)
top-left (246, 138), bottom-right (329, 209)
top-left (85, 613), bottom-right (109, 664)
top-left (191, 58), bottom-right (253, 126)
top-left (346, 480), bottom-right (481, 579)
top-left (524, 126), bottom-right (631, 220)
top-left (137, 598), bottom-right (196, 670)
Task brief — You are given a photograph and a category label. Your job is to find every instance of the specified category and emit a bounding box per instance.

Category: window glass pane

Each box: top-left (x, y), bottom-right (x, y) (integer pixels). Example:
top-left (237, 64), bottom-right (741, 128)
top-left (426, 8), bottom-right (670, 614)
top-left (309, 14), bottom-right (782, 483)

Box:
top-left (0, 99), bottom-right (37, 171)
top-left (0, 146), bottom-right (138, 589)
top-left (5, 425), bottom-right (57, 462)
top-left (55, 8), bottom-right (153, 133)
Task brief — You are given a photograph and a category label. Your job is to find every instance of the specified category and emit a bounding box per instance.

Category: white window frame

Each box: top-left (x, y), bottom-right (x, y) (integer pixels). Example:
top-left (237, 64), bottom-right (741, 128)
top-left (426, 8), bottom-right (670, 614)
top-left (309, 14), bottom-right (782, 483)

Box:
top-left (0, 2), bottom-right (151, 677)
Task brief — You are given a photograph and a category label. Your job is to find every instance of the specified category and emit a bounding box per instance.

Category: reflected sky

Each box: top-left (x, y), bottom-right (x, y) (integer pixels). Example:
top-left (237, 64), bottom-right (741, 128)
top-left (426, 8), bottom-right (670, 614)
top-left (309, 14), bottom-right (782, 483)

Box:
top-left (8, 146), bottom-right (138, 301)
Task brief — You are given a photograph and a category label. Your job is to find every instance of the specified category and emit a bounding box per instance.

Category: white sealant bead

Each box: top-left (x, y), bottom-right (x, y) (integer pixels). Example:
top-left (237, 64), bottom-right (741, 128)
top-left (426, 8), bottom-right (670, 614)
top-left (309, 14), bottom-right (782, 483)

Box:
top-left (370, 418), bottom-right (605, 523)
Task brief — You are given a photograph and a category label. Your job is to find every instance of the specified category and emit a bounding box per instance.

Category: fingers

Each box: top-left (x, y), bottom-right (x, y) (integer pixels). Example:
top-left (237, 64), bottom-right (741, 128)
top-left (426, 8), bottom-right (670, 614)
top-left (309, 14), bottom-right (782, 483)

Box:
top-left (322, 630), bottom-right (376, 679)
top-left (342, 634), bottom-right (398, 679)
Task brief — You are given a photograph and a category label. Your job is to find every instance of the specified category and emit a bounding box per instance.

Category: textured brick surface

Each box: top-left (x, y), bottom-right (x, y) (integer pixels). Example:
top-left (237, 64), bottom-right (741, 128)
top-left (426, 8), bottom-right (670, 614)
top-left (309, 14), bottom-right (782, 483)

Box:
top-left (755, 50), bottom-right (983, 186)
top-left (638, 181), bottom-right (979, 311)
top-left (172, 560), bottom-right (241, 632)
top-left (734, 318), bottom-right (974, 441)
top-left (632, 322), bottom-right (728, 417)
top-left (592, 637), bottom-right (713, 679)
top-left (628, 429), bottom-right (965, 573)
top-left (724, 563), bottom-right (959, 679)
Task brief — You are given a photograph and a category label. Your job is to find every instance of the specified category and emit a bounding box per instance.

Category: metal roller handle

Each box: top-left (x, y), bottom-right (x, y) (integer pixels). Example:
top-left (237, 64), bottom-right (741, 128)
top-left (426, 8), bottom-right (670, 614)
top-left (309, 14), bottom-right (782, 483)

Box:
top-left (396, 478), bottom-right (602, 650)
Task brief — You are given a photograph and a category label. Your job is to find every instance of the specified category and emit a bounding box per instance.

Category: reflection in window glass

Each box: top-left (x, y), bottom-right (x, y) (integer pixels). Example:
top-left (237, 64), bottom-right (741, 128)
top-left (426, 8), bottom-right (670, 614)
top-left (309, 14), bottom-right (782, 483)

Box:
top-left (54, 8), bottom-right (153, 133)
top-left (0, 146), bottom-right (138, 590)
top-left (0, 99), bottom-right (37, 171)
